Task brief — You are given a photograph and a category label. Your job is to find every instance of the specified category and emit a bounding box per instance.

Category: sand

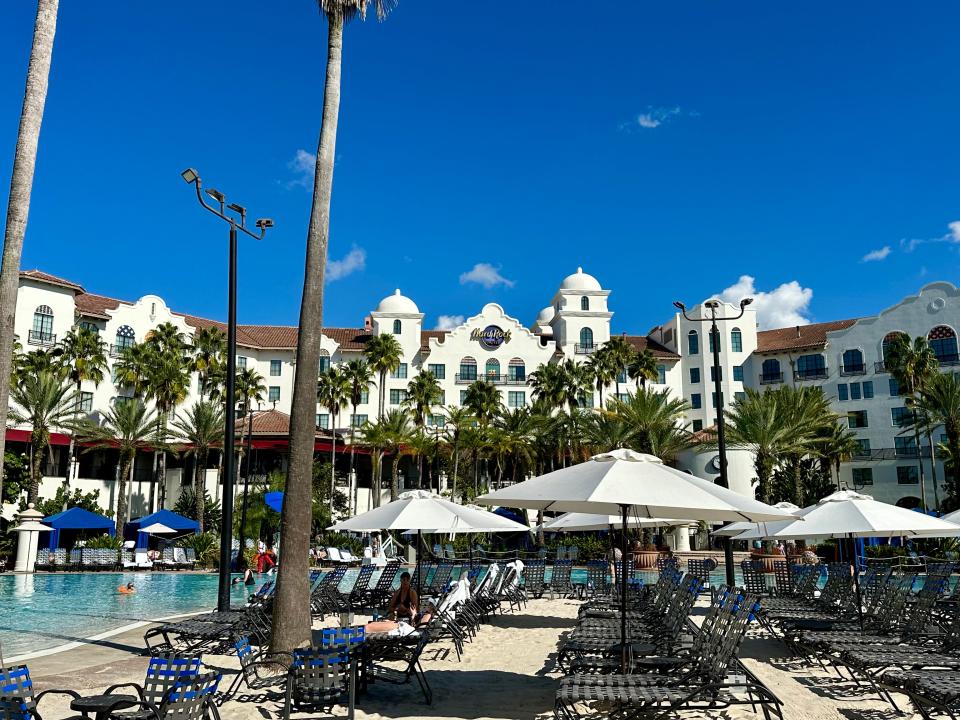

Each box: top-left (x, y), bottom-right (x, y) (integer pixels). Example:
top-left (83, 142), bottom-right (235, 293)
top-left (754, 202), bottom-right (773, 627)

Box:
top-left (24, 596), bottom-right (910, 719)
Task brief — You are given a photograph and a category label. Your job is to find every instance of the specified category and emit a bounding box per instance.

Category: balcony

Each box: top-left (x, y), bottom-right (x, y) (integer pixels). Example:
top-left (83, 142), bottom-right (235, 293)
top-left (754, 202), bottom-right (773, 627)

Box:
top-left (874, 361), bottom-right (887, 373)
top-left (794, 368), bottom-right (828, 381)
top-left (575, 343), bottom-right (596, 355)
top-left (759, 372), bottom-right (783, 385)
top-left (455, 373), bottom-right (528, 385)
top-left (27, 330), bottom-right (56, 346)
top-left (109, 344), bottom-right (130, 358)
top-left (936, 354), bottom-right (960, 367)
top-left (839, 364), bottom-right (866, 377)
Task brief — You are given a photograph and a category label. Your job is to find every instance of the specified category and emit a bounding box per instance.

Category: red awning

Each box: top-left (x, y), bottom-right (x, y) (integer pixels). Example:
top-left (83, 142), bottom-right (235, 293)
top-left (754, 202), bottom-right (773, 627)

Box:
top-left (5, 429), bottom-right (71, 446)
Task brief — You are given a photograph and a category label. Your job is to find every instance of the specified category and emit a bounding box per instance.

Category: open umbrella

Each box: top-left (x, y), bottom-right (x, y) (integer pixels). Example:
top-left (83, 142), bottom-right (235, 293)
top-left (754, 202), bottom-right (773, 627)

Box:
top-left (329, 490), bottom-right (529, 594)
top-left (140, 523), bottom-right (176, 535)
top-left (941, 508), bottom-right (960, 525)
top-left (476, 448), bottom-right (798, 670)
top-left (539, 512), bottom-right (679, 533)
top-left (712, 502), bottom-right (802, 538)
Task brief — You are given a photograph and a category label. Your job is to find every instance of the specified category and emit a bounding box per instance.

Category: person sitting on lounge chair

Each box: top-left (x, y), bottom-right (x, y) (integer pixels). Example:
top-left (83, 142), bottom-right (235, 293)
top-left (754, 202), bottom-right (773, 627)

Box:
top-left (366, 601), bottom-right (433, 636)
top-left (386, 571), bottom-right (418, 621)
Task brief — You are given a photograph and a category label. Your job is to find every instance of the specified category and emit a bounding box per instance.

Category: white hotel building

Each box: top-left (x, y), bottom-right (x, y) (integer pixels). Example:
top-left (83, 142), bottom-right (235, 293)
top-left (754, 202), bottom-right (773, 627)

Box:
top-left (7, 267), bottom-right (960, 518)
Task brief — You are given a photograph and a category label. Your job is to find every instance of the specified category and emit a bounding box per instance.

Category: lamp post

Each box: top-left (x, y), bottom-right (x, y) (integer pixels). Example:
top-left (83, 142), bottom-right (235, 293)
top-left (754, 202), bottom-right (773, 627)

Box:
top-left (181, 168), bottom-right (272, 611)
top-left (674, 296), bottom-right (753, 587)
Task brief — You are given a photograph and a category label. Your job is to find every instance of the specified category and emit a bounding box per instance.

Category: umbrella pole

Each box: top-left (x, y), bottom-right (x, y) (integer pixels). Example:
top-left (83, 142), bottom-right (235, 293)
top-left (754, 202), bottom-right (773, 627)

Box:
top-left (850, 533), bottom-right (864, 630)
top-left (620, 504), bottom-right (629, 673)
top-left (417, 529), bottom-right (422, 598)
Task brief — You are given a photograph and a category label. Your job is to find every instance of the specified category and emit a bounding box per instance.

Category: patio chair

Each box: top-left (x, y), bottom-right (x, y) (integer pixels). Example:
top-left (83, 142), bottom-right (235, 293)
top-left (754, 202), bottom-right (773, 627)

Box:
top-left (444, 543), bottom-right (456, 560)
top-left (550, 560), bottom-right (574, 599)
top-left (426, 562), bottom-right (454, 595)
top-left (741, 563), bottom-right (769, 596)
top-left (367, 631), bottom-right (433, 704)
top-left (224, 636), bottom-right (291, 701)
top-left (159, 547), bottom-right (179, 570)
top-left (347, 565), bottom-right (376, 606)
top-left (80, 548), bottom-right (100, 571)
top-left (69, 548), bottom-right (82, 567)
top-left (106, 671), bottom-right (222, 720)
top-left (686, 558), bottom-right (716, 595)
top-left (524, 560), bottom-right (547, 599)
top-left (326, 547), bottom-right (345, 564)
top-left (283, 646), bottom-right (356, 720)
top-left (360, 560), bottom-right (402, 608)
top-left (339, 547), bottom-right (361, 565)
top-left (585, 560), bottom-right (609, 599)
top-left (99, 654), bottom-right (202, 718)
top-left (0, 663), bottom-right (81, 720)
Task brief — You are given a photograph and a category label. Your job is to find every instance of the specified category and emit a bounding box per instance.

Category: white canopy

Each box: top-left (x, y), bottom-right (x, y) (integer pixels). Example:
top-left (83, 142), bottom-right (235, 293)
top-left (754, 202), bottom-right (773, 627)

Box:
top-left (767, 490), bottom-right (960, 540)
top-left (476, 448), bottom-right (797, 523)
top-left (538, 512), bottom-right (679, 533)
top-left (139, 523), bottom-right (176, 535)
top-left (941, 508), bottom-right (960, 525)
top-left (330, 490), bottom-right (529, 534)
top-left (712, 502), bottom-right (801, 537)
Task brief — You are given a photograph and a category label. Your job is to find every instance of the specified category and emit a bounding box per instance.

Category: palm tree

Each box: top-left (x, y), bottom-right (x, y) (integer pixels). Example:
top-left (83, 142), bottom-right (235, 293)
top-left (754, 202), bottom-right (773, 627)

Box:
top-left (442, 406), bottom-right (475, 501)
top-left (0, 0), bottom-right (62, 474)
top-left (886, 334), bottom-right (940, 510)
top-left (358, 419), bottom-right (390, 507)
top-left (559, 359), bottom-right (592, 413)
top-left (191, 326), bottom-right (225, 399)
top-left (8, 369), bottom-right (77, 504)
top-left (606, 388), bottom-right (690, 460)
top-left (342, 359), bottom-right (373, 512)
top-left (15, 349), bottom-right (61, 380)
top-left (76, 400), bottom-right (158, 534)
top-left (171, 401), bottom-right (224, 532)
top-left (628, 348), bottom-right (659, 391)
top-left (359, 409), bottom-right (411, 503)
top-left (582, 411), bottom-right (638, 454)
top-left (463, 380), bottom-right (502, 427)
top-left (528, 362), bottom-right (566, 412)
top-left (364, 333), bottom-right (403, 421)
top-left (915, 372), bottom-right (960, 505)
top-left (56, 327), bottom-right (107, 500)
top-left (235, 367), bottom-right (266, 552)
top-left (317, 365), bottom-right (351, 512)
top-left (815, 421), bottom-right (863, 492)
top-left (604, 335), bottom-right (636, 398)
top-left (584, 346), bottom-right (617, 409)
top-left (403, 370), bottom-right (441, 485)
top-left (381, 409), bottom-right (412, 501)
top-left (114, 343), bottom-right (154, 398)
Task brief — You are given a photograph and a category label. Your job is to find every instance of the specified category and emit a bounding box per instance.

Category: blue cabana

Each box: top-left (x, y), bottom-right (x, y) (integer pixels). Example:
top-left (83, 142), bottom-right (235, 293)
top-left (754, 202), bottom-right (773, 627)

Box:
top-left (126, 509), bottom-right (199, 549)
top-left (42, 507), bottom-right (115, 550)
top-left (265, 491), bottom-right (283, 513)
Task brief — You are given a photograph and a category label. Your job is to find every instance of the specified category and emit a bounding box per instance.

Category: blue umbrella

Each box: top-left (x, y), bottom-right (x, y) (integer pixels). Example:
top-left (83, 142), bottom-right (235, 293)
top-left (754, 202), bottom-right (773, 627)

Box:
top-left (265, 491), bottom-right (283, 513)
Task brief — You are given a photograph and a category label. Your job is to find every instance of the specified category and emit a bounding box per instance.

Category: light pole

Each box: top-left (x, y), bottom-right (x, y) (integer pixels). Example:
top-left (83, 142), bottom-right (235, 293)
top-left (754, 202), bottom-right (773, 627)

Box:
top-left (181, 168), bottom-right (272, 611)
top-left (674, 296), bottom-right (753, 587)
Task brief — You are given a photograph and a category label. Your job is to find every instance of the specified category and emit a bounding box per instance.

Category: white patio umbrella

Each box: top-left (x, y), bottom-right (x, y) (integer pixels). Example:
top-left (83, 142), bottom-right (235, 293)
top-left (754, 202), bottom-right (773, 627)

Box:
top-left (139, 523), bottom-right (176, 535)
top-left (712, 502), bottom-right (802, 538)
top-left (476, 448), bottom-right (798, 668)
top-left (539, 512), bottom-right (679, 533)
top-left (941, 508), bottom-right (960, 525)
top-left (329, 490), bottom-right (529, 593)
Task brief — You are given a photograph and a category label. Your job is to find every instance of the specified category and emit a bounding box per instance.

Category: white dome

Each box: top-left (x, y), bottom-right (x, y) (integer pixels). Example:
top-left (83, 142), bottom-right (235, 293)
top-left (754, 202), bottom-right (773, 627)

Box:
top-left (375, 288), bottom-right (419, 314)
top-left (535, 306), bottom-right (555, 324)
top-left (559, 266), bottom-right (602, 292)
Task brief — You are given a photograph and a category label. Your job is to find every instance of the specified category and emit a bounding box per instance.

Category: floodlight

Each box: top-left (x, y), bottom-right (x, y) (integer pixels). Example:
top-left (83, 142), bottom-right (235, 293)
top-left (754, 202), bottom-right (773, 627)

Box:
top-left (181, 168), bottom-right (199, 184)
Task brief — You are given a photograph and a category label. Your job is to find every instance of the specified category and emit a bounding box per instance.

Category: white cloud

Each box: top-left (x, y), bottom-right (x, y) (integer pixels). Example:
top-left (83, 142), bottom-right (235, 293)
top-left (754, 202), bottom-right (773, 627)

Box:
top-left (435, 315), bottom-right (465, 331)
top-left (625, 106), bottom-right (682, 130)
top-left (717, 275), bottom-right (813, 329)
top-left (327, 246), bottom-right (366, 282)
top-left (901, 220), bottom-right (960, 252)
top-left (459, 263), bottom-right (515, 289)
top-left (284, 149), bottom-right (315, 189)
top-left (861, 246), bottom-right (891, 262)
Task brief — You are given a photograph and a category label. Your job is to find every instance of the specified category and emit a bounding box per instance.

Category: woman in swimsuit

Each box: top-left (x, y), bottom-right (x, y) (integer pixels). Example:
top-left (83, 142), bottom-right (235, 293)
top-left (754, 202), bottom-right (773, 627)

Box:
top-left (386, 571), bottom-right (418, 621)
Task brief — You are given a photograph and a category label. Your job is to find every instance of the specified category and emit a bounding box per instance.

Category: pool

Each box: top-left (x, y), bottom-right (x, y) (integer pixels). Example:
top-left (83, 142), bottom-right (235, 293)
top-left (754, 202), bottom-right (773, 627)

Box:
top-left (0, 572), bottom-right (266, 659)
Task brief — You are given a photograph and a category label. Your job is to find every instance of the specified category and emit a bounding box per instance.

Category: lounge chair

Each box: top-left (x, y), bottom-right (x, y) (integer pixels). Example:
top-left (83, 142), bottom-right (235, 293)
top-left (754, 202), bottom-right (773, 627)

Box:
top-left (224, 636), bottom-right (291, 701)
top-left (339, 547), bottom-right (360, 565)
top-left (567, 546), bottom-right (579, 563)
top-left (360, 560), bottom-right (402, 609)
top-left (0, 664), bottom-right (81, 719)
top-left (367, 632), bottom-right (433, 704)
top-left (550, 560), bottom-right (574, 599)
top-left (326, 547), bottom-right (345, 564)
top-left (524, 560), bottom-right (547, 599)
top-left (444, 543), bottom-right (456, 560)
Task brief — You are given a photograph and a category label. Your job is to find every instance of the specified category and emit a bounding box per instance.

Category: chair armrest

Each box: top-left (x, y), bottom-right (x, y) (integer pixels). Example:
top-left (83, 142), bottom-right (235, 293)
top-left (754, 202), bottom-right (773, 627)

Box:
top-left (103, 682), bottom-right (145, 700)
top-left (34, 688), bottom-right (81, 704)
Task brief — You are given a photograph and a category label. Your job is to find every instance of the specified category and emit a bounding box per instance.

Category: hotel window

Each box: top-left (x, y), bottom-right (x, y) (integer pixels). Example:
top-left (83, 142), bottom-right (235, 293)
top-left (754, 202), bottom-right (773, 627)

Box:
top-left (31, 305), bottom-right (54, 341)
top-left (708, 328), bottom-right (720, 353)
top-left (710, 366), bottom-right (722, 382)
top-left (459, 358), bottom-right (477, 381)
top-left (316, 413), bottom-right (329, 429)
top-left (351, 414), bottom-right (368, 427)
top-left (928, 325), bottom-right (958, 363)
top-left (508, 358), bottom-right (525, 382)
top-left (855, 439), bottom-right (871, 457)
top-left (616, 393), bottom-right (630, 402)
top-left (863, 381), bottom-right (874, 399)
top-left (688, 330), bottom-right (699, 355)
top-left (581, 296), bottom-right (590, 311)
top-left (691, 393), bottom-right (702, 409)
top-left (850, 382), bottom-right (861, 401)
top-left (730, 327), bottom-right (742, 353)
top-left (891, 406), bottom-right (912, 427)
top-left (359, 389), bottom-right (369, 404)
top-left (390, 363), bottom-right (408, 379)
top-left (429, 414), bottom-right (446, 428)
top-left (656, 365), bottom-right (666, 384)
top-left (268, 386), bottom-right (280, 403)
top-left (318, 352), bottom-right (330, 373)
top-left (460, 390), bottom-right (468, 405)
top-left (796, 353), bottom-right (826, 380)
top-left (79, 391), bottom-right (93, 413)
top-left (270, 360), bottom-right (282, 376)
top-left (761, 358), bottom-right (781, 382)
top-left (115, 325), bottom-right (135, 352)
top-left (848, 410), bottom-right (868, 429)
top-left (712, 391), bottom-right (721, 408)
top-left (897, 466), bottom-right (919, 485)
top-left (237, 356), bottom-right (248, 370)
top-left (689, 368), bottom-right (700, 384)
top-left (889, 378), bottom-right (900, 396)
top-left (428, 363), bottom-right (445, 380)
top-left (895, 436), bottom-right (918, 457)
top-left (852, 468), bottom-right (874, 486)
top-left (692, 420), bottom-right (703, 432)
top-left (508, 391), bottom-right (526, 408)
top-left (617, 368), bottom-right (627, 384)
top-left (393, 319), bottom-right (402, 334)
top-left (578, 392), bottom-right (594, 409)
top-left (735, 391), bottom-right (746, 402)
top-left (579, 327), bottom-right (594, 350)
top-left (842, 348), bottom-right (865, 373)
top-left (838, 383), bottom-right (848, 401)
top-left (485, 358), bottom-right (500, 379)
top-left (436, 390), bottom-right (446, 405)
top-left (389, 389), bottom-right (407, 405)
top-left (78, 321), bottom-right (99, 334)
top-left (733, 365), bottom-right (744, 382)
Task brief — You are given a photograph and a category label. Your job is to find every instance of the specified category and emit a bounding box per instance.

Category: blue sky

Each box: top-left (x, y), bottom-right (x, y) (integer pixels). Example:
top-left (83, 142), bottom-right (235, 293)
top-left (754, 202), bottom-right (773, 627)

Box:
top-left (2, 2), bottom-right (959, 333)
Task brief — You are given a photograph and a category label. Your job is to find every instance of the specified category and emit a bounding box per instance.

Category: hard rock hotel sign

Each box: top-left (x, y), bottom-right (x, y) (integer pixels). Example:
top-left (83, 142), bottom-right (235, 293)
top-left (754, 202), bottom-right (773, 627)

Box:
top-left (471, 325), bottom-right (512, 350)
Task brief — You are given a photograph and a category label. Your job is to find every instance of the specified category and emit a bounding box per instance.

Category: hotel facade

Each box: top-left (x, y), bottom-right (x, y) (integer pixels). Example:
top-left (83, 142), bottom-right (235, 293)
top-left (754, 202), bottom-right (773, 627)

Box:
top-left (6, 267), bottom-right (960, 519)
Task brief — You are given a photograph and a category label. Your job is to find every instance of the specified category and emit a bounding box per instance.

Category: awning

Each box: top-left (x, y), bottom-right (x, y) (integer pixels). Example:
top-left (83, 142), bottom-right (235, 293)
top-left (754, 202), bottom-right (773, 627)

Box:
top-left (6, 429), bottom-right (70, 446)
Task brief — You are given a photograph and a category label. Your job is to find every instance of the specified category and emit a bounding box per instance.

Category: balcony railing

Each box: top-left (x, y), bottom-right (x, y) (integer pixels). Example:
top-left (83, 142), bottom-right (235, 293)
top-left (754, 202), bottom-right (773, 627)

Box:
top-left (839, 364), bottom-right (866, 376)
top-left (794, 368), bottom-right (828, 381)
top-left (936, 354), bottom-right (960, 367)
top-left (846, 446), bottom-right (934, 462)
top-left (759, 372), bottom-right (783, 385)
top-left (455, 373), bottom-right (527, 385)
top-left (874, 361), bottom-right (887, 373)
top-left (574, 343), bottom-right (596, 355)
top-left (27, 330), bottom-right (56, 346)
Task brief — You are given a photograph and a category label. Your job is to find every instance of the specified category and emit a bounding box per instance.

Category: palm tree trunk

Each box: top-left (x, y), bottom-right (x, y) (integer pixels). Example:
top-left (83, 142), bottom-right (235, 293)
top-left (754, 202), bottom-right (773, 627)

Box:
top-left (329, 409), bottom-right (336, 515)
top-left (451, 442), bottom-right (459, 502)
top-left (927, 429), bottom-right (940, 510)
top-left (195, 449), bottom-right (206, 533)
top-left (116, 456), bottom-right (132, 536)
top-left (271, 12), bottom-right (343, 656)
top-left (379, 371), bottom-right (386, 421)
top-left (0, 0), bottom-right (59, 475)
top-left (913, 423), bottom-right (927, 511)
top-left (62, 378), bottom-right (80, 510)
top-left (28, 436), bottom-right (42, 505)
top-left (349, 401), bottom-right (358, 513)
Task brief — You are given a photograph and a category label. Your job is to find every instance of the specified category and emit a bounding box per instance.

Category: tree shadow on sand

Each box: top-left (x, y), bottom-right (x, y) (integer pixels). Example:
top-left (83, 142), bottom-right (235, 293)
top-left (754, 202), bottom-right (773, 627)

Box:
top-left (491, 615), bottom-right (576, 630)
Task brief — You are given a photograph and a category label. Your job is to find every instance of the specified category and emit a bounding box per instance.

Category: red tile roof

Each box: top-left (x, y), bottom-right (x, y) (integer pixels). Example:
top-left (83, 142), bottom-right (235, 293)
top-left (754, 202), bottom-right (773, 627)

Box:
top-left (755, 319), bottom-right (857, 353)
top-left (75, 292), bottom-right (123, 319)
top-left (623, 334), bottom-right (680, 360)
top-left (420, 330), bottom-right (447, 351)
top-left (238, 408), bottom-right (337, 439)
top-left (20, 270), bottom-right (84, 293)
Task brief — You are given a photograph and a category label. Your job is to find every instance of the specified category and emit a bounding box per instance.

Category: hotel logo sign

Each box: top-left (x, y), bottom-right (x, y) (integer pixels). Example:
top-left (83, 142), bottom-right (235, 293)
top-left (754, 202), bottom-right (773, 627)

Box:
top-left (471, 325), bottom-right (512, 349)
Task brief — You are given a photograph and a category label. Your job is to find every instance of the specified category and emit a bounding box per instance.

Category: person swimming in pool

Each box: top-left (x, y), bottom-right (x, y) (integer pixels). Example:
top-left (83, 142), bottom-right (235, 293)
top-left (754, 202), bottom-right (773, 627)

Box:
top-left (118, 582), bottom-right (136, 594)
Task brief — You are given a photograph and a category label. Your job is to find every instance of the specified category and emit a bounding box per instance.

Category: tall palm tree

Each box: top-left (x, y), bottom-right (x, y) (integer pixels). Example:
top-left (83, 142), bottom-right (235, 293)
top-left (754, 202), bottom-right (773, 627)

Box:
top-left (582, 411), bottom-right (638, 455)
top-left (358, 418), bottom-right (390, 507)
top-left (404, 370), bottom-right (441, 428)
top-left (815, 420), bottom-right (863, 492)
top-left (317, 365), bottom-right (351, 512)
top-left (15, 348), bottom-right (60, 380)
top-left (442, 406), bottom-right (475, 501)
top-left (8, 369), bottom-right (77, 504)
top-left (56, 327), bottom-right (107, 500)
top-left (584, 346), bottom-right (617, 409)
top-left (628, 348), bottom-right (659, 391)
top-left (528, 362), bottom-right (566, 412)
top-left (76, 400), bottom-right (158, 535)
top-left (235, 367), bottom-right (266, 553)
top-left (191, 326), bottom-right (225, 399)
top-left (604, 335), bottom-right (636, 398)
top-left (114, 343), bottom-right (154, 398)
top-left (886, 334), bottom-right (939, 510)
top-left (915, 372), bottom-right (960, 504)
top-left (171, 401), bottom-right (224, 532)
top-left (559, 359), bottom-right (591, 413)
top-left (364, 333), bottom-right (403, 421)
top-left (342, 359), bottom-right (373, 512)
top-left (463, 380), bottom-right (502, 427)
top-left (0, 0), bottom-right (61, 473)
top-left (606, 388), bottom-right (690, 459)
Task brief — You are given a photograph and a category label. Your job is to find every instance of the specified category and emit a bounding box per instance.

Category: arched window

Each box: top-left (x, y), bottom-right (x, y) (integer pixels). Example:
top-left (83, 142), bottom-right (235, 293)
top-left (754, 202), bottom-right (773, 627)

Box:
top-left (796, 353), bottom-right (826, 380)
top-left (393, 319), bottom-right (402, 334)
top-left (579, 327), bottom-right (594, 350)
top-left (319, 350), bottom-right (331, 373)
top-left (114, 325), bottom-right (135, 353)
top-left (928, 326), bottom-right (958, 364)
top-left (580, 296), bottom-right (590, 311)
top-left (508, 358), bottom-right (525, 382)
top-left (761, 358), bottom-right (782, 384)
top-left (30, 305), bottom-right (54, 344)
top-left (459, 356), bottom-right (477, 382)
top-left (730, 327), bottom-right (742, 353)
top-left (485, 358), bottom-right (500, 379)
top-left (688, 330), bottom-right (699, 355)
top-left (841, 349), bottom-right (864, 374)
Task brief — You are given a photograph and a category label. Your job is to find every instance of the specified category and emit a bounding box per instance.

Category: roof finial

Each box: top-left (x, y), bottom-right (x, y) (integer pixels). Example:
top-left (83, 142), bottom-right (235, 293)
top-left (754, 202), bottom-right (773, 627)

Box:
top-left (394, 288), bottom-right (401, 296)
top-left (576, 266), bottom-right (583, 273)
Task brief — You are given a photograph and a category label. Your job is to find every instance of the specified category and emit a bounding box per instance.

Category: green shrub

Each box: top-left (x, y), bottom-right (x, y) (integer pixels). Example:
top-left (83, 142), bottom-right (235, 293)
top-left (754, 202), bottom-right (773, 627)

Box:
top-left (178, 532), bottom-right (219, 568)
top-left (173, 490), bottom-right (221, 534)
top-left (314, 531), bottom-right (363, 557)
top-left (86, 534), bottom-right (122, 550)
